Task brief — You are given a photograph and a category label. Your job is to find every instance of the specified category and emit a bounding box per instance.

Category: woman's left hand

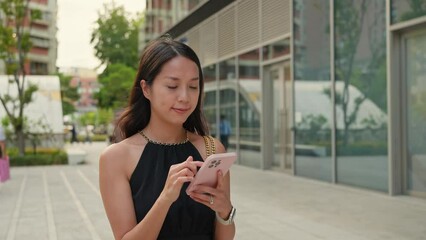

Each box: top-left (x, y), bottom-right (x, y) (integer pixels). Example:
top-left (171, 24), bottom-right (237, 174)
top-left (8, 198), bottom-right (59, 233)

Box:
top-left (188, 170), bottom-right (232, 218)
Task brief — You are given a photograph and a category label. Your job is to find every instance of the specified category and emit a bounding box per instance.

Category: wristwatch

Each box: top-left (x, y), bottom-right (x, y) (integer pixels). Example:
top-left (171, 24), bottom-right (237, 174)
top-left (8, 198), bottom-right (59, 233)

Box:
top-left (215, 206), bottom-right (236, 225)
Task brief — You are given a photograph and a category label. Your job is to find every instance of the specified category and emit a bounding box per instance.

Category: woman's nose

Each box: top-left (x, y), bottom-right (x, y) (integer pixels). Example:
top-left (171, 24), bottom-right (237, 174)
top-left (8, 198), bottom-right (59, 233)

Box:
top-left (177, 88), bottom-right (189, 102)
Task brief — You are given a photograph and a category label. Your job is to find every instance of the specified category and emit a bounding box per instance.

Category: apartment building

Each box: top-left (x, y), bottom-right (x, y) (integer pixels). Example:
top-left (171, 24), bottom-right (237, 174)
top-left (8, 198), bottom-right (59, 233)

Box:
top-left (138, 0), bottom-right (207, 53)
top-left (0, 0), bottom-right (57, 75)
top-left (61, 67), bottom-right (99, 113)
top-left (144, 0), bottom-right (426, 198)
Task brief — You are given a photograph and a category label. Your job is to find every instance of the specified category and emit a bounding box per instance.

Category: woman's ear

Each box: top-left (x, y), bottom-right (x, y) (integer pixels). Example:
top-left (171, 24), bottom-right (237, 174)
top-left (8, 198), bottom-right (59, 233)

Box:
top-left (140, 80), bottom-right (151, 99)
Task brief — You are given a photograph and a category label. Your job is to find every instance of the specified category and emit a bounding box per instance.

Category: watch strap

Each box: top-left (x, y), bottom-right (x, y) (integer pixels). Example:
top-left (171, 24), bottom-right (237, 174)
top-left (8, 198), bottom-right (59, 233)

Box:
top-left (215, 207), bottom-right (236, 225)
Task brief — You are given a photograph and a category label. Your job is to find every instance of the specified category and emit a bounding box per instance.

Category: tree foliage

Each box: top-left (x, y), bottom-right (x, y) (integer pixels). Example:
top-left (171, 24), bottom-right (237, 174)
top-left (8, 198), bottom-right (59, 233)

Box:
top-left (57, 73), bottom-right (80, 116)
top-left (95, 63), bottom-right (136, 109)
top-left (90, 3), bottom-right (143, 69)
top-left (0, 0), bottom-right (40, 156)
top-left (400, 0), bottom-right (426, 22)
top-left (78, 108), bottom-right (113, 127)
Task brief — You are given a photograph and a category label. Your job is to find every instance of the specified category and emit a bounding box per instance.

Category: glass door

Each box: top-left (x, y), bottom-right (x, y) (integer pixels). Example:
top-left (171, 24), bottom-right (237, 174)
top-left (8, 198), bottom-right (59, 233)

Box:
top-left (270, 61), bottom-right (293, 172)
top-left (402, 29), bottom-right (426, 196)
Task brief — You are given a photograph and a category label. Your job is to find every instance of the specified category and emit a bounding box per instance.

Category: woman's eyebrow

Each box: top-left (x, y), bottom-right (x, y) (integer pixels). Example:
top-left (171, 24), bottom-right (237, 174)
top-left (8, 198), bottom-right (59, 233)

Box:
top-left (165, 76), bottom-right (199, 81)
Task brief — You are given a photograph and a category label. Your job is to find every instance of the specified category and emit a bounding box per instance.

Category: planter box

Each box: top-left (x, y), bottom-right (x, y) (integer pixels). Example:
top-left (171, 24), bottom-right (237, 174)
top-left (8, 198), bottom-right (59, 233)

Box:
top-left (66, 149), bottom-right (87, 165)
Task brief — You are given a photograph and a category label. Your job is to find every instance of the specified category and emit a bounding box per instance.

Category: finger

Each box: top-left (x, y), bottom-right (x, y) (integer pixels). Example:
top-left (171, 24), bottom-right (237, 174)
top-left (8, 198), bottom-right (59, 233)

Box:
top-left (189, 193), bottom-right (214, 207)
top-left (186, 156), bottom-right (193, 162)
top-left (184, 156), bottom-right (200, 175)
top-left (194, 161), bottom-right (204, 167)
top-left (216, 170), bottom-right (224, 188)
top-left (191, 185), bottom-right (214, 195)
top-left (170, 156), bottom-right (194, 174)
top-left (175, 176), bottom-right (194, 185)
top-left (174, 168), bottom-right (195, 178)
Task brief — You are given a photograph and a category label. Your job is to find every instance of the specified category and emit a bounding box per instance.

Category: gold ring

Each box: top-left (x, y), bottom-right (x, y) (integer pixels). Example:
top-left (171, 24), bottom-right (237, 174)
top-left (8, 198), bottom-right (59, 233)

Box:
top-left (209, 195), bottom-right (214, 205)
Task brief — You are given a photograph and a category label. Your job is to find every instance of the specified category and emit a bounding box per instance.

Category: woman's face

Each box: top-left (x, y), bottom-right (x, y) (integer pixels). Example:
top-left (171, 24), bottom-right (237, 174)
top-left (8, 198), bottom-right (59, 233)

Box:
top-left (142, 56), bottom-right (200, 126)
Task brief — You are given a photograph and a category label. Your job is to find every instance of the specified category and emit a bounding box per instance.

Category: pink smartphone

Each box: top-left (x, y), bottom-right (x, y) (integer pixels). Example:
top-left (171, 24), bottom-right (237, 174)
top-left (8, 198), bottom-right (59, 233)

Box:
top-left (186, 152), bottom-right (237, 195)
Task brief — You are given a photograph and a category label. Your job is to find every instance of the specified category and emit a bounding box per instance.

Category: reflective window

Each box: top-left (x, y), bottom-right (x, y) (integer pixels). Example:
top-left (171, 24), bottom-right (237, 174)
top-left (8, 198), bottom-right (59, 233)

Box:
top-left (293, 0), bottom-right (332, 182)
top-left (219, 58), bottom-right (236, 81)
top-left (335, 0), bottom-right (388, 191)
top-left (238, 49), bottom-right (261, 167)
top-left (391, 0), bottom-right (426, 24)
top-left (262, 38), bottom-right (290, 61)
top-left (405, 31), bottom-right (426, 193)
top-left (203, 64), bottom-right (217, 136)
top-left (203, 64), bottom-right (216, 83)
top-left (219, 58), bottom-right (237, 152)
top-left (239, 49), bottom-right (260, 80)
top-left (294, 0), bottom-right (330, 81)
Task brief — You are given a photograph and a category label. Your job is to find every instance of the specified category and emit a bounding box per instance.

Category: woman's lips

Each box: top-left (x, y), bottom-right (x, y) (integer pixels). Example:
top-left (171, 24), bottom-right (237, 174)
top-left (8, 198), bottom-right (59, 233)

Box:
top-left (172, 108), bottom-right (190, 114)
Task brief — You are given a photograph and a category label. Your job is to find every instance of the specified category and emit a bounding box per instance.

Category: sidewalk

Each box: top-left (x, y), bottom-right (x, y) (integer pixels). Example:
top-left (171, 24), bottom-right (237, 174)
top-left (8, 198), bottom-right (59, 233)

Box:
top-left (0, 142), bottom-right (425, 239)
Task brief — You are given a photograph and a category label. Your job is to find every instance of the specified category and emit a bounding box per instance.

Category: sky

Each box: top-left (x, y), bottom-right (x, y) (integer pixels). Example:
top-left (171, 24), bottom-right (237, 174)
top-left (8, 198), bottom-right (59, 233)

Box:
top-left (56, 0), bottom-right (145, 71)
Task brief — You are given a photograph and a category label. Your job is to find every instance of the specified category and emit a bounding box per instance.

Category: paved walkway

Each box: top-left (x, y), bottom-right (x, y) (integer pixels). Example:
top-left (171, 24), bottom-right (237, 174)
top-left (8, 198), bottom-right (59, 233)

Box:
top-left (1, 142), bottom-right (426, 239)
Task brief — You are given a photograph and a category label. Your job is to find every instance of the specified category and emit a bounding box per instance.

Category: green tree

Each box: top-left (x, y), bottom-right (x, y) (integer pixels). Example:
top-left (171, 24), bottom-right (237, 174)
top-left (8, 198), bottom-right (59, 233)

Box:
top-left (57, 73), bottom-right (80, 116)
top-left (96, 108), bottom-right (114, 126)
top-left (334, 0), bottom-right (368, 146)
top-left (400, 0), bottom-right (426, 22)
top-left (96, 63), bottom-right (135, 109)
top-left (90, 3), bottom-right (143, 69)
top-left (0, 0), bottom-right (40, 156)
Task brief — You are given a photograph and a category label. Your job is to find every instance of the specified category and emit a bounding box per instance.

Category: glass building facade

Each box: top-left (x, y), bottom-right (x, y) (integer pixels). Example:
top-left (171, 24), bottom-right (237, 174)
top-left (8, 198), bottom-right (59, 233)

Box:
top-left (160, 0), bottom-right (426, 197)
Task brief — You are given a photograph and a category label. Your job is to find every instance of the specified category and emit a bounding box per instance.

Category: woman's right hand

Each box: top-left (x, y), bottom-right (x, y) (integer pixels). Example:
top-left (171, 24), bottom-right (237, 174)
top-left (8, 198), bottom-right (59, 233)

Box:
top-left (159, 156), bottom-right (203, 204)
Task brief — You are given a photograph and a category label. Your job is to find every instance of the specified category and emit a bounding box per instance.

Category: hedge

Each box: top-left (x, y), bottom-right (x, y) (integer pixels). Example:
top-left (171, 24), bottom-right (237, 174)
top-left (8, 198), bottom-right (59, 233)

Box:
top-left (8, 149), bottom-right (68, 166)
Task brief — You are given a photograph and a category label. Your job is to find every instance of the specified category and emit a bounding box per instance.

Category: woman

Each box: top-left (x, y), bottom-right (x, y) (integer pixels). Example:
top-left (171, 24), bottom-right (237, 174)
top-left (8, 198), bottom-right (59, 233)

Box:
top-left (99, 36), bottom-right (236, 240)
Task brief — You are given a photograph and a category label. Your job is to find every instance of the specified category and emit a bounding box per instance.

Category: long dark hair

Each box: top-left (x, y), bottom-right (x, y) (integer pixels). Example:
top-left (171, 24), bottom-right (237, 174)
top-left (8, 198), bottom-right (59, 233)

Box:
top-left (116, 36), bottom-right (209, 140)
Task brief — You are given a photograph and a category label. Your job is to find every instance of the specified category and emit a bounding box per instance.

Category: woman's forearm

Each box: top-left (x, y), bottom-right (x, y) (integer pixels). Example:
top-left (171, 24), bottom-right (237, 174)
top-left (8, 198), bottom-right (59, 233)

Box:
top-left (122, 195), bottom-right (172, 240)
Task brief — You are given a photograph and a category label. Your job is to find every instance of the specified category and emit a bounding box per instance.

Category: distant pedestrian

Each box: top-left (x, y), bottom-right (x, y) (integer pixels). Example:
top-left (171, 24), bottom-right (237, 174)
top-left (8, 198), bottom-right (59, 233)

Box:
top-left (220, 115), bottom-right (232, 150)
top-left (70, 124), bottom-right (78, 143)
top-left (0, 125), bottom-right (6, 158)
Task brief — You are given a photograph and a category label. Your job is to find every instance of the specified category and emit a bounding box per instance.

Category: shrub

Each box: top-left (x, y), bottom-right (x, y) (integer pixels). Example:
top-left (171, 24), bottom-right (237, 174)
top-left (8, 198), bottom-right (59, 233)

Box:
top-left (8, 148), bottom-right (68, 166)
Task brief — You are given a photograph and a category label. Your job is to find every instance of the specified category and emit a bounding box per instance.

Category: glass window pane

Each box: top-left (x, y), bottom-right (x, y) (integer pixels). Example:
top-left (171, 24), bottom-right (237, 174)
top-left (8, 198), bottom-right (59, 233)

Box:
top-left (391, 0), bottom-right (426, 24)
top-left (203, 64), bottom-right (217, 136)
top-left (238, 49), bottom-right (261, 167)
top-left (262, 38), bottom-right (290, 61)
top-left (293, 0), bottom-right (332, 182)
top-left (405, 31), bottom-right (426, 193)
top-left (335, 0), bottom-right (388, 192)
top-left (239, 49), bottom-right (260, 79)
top-left (219, 58), bottom-right (236, 81)
top-left (219, 58), bottom-right (237, 153)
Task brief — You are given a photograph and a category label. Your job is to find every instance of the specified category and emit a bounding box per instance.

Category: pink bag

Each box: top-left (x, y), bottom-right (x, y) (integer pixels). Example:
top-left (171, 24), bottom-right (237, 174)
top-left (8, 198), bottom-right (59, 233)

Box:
top-left (0, 157), bottom-right (10, 182)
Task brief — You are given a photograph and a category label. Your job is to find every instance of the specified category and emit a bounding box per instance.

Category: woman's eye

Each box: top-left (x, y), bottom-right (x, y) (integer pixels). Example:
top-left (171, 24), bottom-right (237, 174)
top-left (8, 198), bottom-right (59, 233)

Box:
top-left (167, 86), bottom-right (178, 89)
top-left (189, 86), bottom-right (198, 90)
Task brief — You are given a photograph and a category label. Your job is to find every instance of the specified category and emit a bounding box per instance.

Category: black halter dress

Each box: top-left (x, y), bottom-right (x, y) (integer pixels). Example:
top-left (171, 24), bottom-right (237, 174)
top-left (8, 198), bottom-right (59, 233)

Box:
top-left (129, 137), bottom-right (215, 240)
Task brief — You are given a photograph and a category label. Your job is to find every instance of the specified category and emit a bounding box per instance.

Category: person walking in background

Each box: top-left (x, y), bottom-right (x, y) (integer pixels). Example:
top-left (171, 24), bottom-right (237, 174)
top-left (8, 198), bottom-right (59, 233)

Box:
top-left (99, 36), bottom-right (236, 240)
top-left (220, 115), bottom-right (232, 150)
top-left (70, 123), bottom-right (78, 143)
top-left (0, 125), bottom-right (7, 158)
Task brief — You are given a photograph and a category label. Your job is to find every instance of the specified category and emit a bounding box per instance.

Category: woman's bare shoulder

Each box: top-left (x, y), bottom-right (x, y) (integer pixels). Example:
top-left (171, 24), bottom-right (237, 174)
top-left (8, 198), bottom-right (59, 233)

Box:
top-left (187, 132), bottom-right (226, 159)
top-left (99, 134), bottom-right (147, 172)
top-left (210, 136), bottom-right (226, 154)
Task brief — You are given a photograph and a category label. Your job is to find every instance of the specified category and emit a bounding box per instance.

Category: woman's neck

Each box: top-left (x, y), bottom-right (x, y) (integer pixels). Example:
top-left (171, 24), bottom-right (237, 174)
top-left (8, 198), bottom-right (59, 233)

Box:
top-left (142, 123), bottom-right (187, 144)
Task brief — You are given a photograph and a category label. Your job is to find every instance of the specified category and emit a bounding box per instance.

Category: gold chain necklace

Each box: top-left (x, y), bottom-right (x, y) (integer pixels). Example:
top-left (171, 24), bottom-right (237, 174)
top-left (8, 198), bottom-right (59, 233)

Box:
top-left (139, 130), bottom-right (189, 146)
